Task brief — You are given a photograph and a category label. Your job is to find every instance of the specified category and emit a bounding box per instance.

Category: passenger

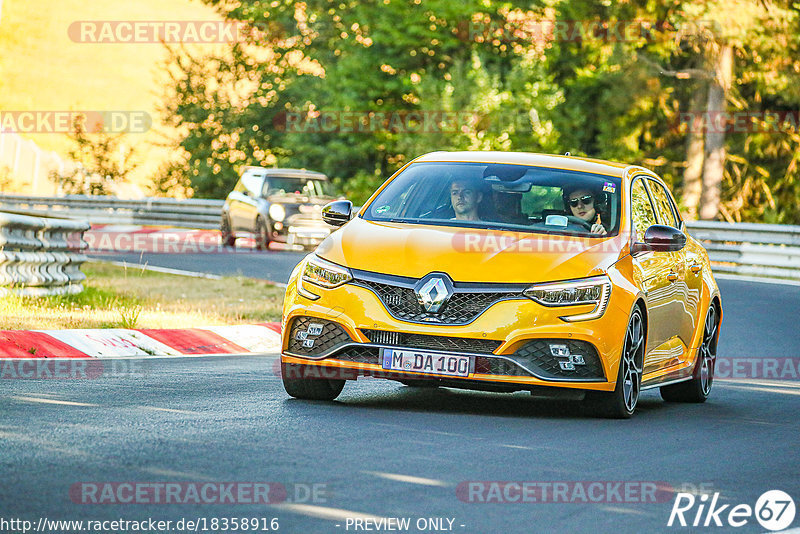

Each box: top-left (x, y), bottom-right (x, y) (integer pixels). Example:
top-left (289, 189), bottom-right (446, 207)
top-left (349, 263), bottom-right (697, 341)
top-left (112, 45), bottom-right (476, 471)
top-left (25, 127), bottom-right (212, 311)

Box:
top-left (564, 187), bottom-right (607, 235)
top-left (450, 178), bottom-right (483, 221)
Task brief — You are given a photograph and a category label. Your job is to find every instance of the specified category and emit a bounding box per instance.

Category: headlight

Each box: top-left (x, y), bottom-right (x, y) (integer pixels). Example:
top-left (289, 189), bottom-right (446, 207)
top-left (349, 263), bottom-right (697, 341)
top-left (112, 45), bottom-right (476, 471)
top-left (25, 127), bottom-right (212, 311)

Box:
top-left (268, 203), bottom-right (286, 222)
top-left (298, 254), bottom-right (352, 300)
top-left (523, 275), bottom-right (611, 322)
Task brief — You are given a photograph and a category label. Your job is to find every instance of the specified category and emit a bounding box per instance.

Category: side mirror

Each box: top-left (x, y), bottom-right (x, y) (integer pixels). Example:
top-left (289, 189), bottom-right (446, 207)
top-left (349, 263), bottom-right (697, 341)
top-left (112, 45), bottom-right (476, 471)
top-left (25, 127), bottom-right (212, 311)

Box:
top-left (322, 200), bottom-right (353, 227)
top-left (633, 224), bottom-right (686, 253)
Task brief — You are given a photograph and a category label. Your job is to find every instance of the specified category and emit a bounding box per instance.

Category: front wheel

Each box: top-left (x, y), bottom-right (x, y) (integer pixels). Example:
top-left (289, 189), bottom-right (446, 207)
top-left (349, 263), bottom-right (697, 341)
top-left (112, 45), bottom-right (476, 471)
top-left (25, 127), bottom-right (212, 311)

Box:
top-left (585, 307), bottom-right (644, 419)
top-left (661, 304), bottom-right (718, 403)
top-left (281, 362), bottom-right (345, 401)
top-left (220, 214), bottom-right (235, 247)
top-left (255, 217), bottom-right (271, 251)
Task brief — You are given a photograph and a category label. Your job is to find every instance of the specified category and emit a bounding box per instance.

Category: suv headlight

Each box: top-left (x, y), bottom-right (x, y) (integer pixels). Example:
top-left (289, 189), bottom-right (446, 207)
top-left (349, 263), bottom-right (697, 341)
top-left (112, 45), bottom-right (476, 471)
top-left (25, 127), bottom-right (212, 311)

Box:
top-left (298, 254), bottom-right (353, 300)
top-left (523, 275), bottom-right (611, 322)
top-left (269, 203), bottom-right (286, 222)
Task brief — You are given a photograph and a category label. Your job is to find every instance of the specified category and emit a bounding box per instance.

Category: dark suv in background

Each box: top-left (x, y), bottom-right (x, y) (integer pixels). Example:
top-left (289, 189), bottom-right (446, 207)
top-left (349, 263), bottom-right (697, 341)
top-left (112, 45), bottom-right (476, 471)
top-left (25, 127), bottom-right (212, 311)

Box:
top-left (221, 167), bottom-right (337, 250)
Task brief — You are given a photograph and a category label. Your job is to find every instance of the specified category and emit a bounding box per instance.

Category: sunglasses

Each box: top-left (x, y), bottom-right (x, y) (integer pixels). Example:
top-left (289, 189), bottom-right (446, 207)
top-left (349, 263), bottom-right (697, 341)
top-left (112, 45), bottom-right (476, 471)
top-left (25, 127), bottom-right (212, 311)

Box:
top-left (568, 195), bottom-right (594, 207)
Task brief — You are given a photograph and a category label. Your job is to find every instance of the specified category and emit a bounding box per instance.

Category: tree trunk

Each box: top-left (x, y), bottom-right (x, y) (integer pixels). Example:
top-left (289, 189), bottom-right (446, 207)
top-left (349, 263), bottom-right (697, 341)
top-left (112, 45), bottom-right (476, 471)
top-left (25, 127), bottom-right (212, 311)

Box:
top-left (699, 44), bottom-right (733, 220)
top-left (683, 84), bottom-right (706, 220)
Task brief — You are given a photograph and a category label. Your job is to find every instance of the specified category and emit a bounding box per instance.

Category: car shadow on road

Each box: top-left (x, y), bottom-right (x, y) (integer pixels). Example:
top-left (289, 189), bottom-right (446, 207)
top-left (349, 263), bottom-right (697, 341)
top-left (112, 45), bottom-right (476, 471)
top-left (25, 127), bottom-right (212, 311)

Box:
top-left (285, 383), bottom-right (673, 420)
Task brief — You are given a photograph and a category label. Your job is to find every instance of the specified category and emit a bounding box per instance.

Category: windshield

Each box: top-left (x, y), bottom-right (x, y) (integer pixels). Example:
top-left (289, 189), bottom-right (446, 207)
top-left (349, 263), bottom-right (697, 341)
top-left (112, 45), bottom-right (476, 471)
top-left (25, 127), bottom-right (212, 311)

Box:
top-left (363, 162), bottom-right (622, 237)
top-left (265, 177), bottom-right (334, 197)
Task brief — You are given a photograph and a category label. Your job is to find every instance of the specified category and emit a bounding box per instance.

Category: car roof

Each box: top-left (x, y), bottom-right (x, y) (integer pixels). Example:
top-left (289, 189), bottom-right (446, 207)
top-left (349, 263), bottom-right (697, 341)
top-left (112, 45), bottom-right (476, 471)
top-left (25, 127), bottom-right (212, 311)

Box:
top-left (414, 151), bottom-right (630, 179)
top-left (244, 166), bottom-right (328, 179)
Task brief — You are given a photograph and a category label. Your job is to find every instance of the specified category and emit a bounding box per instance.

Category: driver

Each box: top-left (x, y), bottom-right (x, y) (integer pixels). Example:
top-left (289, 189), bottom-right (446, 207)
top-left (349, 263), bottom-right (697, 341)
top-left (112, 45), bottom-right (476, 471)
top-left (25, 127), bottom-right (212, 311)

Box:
top-left (450, 178), bottom-right (483, 221)
top-left (564, 187), bottom-right (607, 235)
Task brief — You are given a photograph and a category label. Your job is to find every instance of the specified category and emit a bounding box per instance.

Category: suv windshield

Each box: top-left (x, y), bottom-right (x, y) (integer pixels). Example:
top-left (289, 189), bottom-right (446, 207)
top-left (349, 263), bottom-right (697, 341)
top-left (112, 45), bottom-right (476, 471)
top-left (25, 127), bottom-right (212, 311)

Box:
top-left (363, 162), bottom-right (621, 237)
top-left (265, 177), bottom-right (334, 197)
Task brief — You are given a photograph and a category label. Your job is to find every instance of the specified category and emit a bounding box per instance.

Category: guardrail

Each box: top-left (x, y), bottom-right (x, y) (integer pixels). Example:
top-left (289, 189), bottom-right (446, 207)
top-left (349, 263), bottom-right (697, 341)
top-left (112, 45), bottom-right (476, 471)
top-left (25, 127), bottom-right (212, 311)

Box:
top-left (0, 194), bottom-right (798, 281)
top-left (0, 211), bottom-right (90, 296)
top-left (0, 194), bottom-right (224, 229)
top-left (685, 221), bottom-right (800, 280)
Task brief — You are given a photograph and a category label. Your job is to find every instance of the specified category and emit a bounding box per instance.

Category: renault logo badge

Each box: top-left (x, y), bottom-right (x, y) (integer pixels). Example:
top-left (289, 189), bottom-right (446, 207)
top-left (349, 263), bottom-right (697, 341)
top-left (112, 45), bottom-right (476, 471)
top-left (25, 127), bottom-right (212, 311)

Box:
top-left (415, 274), bottom-right (453, 314)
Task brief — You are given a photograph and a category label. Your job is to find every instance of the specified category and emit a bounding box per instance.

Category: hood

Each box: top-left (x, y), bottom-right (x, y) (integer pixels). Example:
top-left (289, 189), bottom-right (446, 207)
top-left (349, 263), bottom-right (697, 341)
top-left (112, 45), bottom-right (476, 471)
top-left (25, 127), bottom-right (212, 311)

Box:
top-left (316, 217), bottom-right (626, 284)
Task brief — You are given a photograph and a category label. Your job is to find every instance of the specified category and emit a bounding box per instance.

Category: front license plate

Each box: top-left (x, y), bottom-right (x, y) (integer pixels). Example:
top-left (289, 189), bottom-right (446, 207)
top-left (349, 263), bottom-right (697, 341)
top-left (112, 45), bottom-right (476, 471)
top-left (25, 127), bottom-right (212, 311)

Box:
top-left (381, 349), bottom-right (472, 377)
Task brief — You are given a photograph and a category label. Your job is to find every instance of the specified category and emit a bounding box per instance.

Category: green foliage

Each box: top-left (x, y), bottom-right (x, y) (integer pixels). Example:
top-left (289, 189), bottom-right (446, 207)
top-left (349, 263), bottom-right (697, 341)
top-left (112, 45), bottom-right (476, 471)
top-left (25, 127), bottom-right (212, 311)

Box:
top-left (161, 0), bottom-right (800, 223)
top-left (149, 155), bottom-right (195, 198)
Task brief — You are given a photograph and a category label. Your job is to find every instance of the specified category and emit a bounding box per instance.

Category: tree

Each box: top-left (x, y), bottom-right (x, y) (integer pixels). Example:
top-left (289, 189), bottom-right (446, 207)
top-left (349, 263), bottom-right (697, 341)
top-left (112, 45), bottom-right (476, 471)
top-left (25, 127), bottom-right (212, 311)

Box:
top-left (159, 0), bottom-right (800, 224)
top-left (51, 115), bottom-right (137, 195)
top-left (161, 1), bottom-right (565, 201)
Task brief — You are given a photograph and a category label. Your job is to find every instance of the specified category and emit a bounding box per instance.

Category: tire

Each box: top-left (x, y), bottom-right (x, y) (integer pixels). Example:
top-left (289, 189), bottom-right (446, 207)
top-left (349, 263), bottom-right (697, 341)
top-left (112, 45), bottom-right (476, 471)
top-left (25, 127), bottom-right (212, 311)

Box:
top-left (661, 304), bottom-right (719, 403)
top-left (255, 217), bottom-right (271, 251)
top-left (585, 306), bottom-right (645, 419)
top-left (281, 362), bottom-right (345, 401)
top-left (220, 214), bottom-right (235, 248)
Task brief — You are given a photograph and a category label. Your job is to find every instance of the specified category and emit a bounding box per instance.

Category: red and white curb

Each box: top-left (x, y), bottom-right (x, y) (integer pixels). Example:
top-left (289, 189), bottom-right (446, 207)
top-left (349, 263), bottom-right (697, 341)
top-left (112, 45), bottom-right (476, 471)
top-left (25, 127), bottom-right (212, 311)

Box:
top-left (0, 323), bottom-right (282, 358)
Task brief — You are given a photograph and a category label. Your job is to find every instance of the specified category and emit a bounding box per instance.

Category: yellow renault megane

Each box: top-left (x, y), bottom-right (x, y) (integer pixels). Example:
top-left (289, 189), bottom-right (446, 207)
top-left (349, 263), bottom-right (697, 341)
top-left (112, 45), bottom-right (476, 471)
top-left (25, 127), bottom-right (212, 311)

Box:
top-left (280, 152), bottom-right (722, 418)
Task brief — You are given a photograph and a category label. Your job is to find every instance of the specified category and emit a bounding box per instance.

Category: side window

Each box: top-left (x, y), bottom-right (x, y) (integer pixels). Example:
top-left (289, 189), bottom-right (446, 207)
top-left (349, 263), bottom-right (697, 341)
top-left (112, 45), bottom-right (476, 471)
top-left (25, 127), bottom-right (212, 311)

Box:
top-left (241, 173), bottom-right (263, 196)
top-left (648, 180), bottom-right (679, 228)
top-left (630, 178), bottom-right (657, 240)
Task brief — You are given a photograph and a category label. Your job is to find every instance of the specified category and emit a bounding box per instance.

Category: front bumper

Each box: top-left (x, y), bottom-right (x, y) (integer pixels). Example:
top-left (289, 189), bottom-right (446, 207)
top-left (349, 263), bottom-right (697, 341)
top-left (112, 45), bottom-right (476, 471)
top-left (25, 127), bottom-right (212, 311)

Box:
top-left (271, 224), bottom-right (330, 246)
top-left (281, 276), bottom-right (631, 393)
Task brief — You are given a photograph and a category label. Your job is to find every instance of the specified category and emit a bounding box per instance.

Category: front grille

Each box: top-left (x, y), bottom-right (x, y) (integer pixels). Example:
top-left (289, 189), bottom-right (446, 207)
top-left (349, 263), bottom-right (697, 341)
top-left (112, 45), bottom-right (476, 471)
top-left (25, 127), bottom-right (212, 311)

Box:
top-left (361, 329), bottom-right (501, 355)
top-left (327, 346), bottom-right (381, 365)
top-left (312, 338), bottom-right (603, 382)
top-left (351, 276), bottom-right (523, 325)
top-left (287, 317), bottom-right (352, 356)
top-left (511, 339), bottom-right (605, 380)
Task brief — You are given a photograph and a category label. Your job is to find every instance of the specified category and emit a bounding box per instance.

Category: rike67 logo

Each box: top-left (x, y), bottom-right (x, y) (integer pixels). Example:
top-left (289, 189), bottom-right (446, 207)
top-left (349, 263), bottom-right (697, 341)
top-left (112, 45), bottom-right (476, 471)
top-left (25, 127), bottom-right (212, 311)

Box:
top-left (668, 490), bottom-right (796, 531)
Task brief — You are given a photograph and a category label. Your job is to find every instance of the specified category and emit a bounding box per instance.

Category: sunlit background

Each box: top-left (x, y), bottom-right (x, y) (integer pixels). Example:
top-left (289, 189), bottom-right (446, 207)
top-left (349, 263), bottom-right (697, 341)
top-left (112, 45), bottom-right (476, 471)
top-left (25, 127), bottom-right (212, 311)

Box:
top-left (1, 0), bottom-right (798, 223)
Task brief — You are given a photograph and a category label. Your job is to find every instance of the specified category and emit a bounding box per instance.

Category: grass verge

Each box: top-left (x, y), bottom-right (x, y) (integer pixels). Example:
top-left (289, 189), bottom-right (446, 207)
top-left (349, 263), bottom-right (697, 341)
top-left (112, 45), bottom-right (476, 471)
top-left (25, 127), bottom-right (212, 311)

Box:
top-left (0, 262), bottom-right (284, 330)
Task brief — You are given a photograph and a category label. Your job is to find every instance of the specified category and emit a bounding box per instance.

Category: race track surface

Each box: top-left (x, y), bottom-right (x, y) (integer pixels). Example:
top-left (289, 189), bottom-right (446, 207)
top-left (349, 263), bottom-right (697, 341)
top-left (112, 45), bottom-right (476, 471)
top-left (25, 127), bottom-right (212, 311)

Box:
top-left (1, 252), bottom-right (796, 533)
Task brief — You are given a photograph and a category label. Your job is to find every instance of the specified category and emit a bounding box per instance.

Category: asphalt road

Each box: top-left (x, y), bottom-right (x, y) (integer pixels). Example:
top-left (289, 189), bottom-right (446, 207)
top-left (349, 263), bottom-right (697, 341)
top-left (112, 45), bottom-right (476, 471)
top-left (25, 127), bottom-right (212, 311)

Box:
top-left (1, 356), bottom-right (798, 534)
top-left (1, 253), bottom-right (797, 533)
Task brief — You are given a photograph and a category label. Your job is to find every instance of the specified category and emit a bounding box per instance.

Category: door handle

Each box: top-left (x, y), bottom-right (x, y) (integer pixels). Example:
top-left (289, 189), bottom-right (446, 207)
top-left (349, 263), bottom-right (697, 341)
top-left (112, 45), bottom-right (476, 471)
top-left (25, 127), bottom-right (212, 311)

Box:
top-left (690, 263), bottom-right (703, 274)
top-left (666, 272), bottom-right (679, 282)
